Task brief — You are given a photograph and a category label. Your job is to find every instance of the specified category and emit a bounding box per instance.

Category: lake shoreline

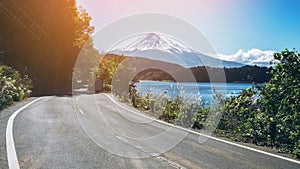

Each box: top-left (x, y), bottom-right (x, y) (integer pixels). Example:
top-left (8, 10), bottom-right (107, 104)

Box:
top-left (134, 81), bottom-right (253, 106)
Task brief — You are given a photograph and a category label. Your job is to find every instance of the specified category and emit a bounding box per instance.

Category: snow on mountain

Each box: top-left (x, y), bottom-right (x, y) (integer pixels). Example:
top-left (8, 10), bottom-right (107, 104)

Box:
top-left (115, 33), bottom-right (193, 53)
top-left (110, 33), bottom-right (244, 68)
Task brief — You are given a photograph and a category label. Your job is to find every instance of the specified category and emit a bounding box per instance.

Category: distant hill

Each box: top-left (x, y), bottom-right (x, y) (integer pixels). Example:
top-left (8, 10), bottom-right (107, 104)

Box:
top-left (134, 65), bottom-right (271, 83)
top-left (99, 54), bottom-right (271, 84)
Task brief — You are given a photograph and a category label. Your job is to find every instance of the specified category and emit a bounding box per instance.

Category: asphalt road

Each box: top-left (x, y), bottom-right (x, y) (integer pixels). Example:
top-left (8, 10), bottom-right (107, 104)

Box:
top-left (1, 93), bottom-right (300, 169)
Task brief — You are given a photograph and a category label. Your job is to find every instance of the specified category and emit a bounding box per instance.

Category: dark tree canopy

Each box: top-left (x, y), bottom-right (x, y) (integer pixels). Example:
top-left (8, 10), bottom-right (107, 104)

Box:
top-left (0, 0), bottom-right (94, 95)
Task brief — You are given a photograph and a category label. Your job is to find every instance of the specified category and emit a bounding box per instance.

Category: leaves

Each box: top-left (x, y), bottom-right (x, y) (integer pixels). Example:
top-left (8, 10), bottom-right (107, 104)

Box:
top-left (0, 0), bottom-right (93, 94)
top-left (216, 49), bottom-right (300, 157)
top-left (0, 64), bottom-right (32, 110)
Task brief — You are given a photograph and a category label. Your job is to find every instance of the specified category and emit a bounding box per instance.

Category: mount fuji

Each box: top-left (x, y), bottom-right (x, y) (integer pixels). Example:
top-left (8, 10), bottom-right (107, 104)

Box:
top-left (110, 33), bottom-right (244, 68)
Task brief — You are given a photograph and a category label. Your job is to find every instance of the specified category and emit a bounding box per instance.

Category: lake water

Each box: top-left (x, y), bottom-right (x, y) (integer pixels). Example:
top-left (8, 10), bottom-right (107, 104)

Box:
top-left (135, 81), bottom-right (253, 105)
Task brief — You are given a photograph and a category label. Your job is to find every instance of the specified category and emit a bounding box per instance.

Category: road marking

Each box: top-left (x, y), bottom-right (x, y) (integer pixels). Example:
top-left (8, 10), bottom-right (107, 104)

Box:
top-left (114, 134), bottom-right (186, 169)
top-left (104, 94), bottom-right (169, 125)
top-left (104, 93), bottom-right (300, 165)
top-left (115, 135), bottom-right (129, 143)
top-left (6, 98), bottom-right (43, 169)
top-left (78, 108), bottom-right (87, 116)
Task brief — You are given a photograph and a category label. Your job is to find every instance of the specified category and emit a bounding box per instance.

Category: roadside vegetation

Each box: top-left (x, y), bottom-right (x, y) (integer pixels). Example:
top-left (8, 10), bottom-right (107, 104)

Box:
top-left (0, 1), bottom-right (94, 95)
top-left (0, 63), bottom-right (32, 110)
top-left (96, 48), bottom-right (299, 158)
top-left (217, 49), bottom-right (300, 158)
top-left (127, 49), bottom-right (300, 158)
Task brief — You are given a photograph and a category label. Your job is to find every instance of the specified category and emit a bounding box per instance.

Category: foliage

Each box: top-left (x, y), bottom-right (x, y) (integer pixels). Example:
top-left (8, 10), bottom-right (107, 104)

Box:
top-left (126, 49), bottom-right (300, 158)
top-left (159, 96), bottom-right (183, 123)
top-left (136, 65), bottom-right (271, 83)
top-left (193, 107), bottom-right (210, 129)
top-left (215, 49), bottom-right (300, 158)
top-left (73, 40), bottom-right (100, 89)
top-left (0, 0), bottom-right (94, 95)
top-left (129, 84), bottom-right (203, 127)
top-left (74, 7), bottom-right (95, 48)
top-left (223, 65), bottom-right (272, 83)
top-left (217, 88), bottom-right (266, 143)
top-left (0, 64), bottom-right (32, 110)
top-left (96, 54), bottom-right (271, 93)
top-left (99, 48), bottom-right (299, 158)
top-left (97, 54), bottom-right (126, 89)
top-left (260, 50), bottom-right (300, 155)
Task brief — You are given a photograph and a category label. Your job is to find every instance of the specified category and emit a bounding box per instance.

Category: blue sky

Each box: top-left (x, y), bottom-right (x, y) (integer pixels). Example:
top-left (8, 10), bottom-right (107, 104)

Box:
top-left (77, 0), bottom-right (300, 63)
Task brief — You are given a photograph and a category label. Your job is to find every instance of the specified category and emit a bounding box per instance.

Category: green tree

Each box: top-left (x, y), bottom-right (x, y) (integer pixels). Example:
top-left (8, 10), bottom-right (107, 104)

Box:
top-left (260, 49), bottom-right (300, 154)
top-left (216, 49), bottom-right (300, 157)
top-left (97, 54), bottom-right (126, 90)
top-left (0, 0), bottom-right (94, 95)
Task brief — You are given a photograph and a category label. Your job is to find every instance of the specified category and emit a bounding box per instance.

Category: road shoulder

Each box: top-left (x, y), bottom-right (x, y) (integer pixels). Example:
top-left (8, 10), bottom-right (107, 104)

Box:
top-left (0, 97), bottom-right (37, 169)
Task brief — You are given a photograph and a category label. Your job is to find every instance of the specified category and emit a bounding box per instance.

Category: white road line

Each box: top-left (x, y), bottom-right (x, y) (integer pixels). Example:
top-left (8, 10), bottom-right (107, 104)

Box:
top-left (104, 93), bottom-right (300, 165)
top-left (114, 134), bottom-right (185, 169)
top-left (78, 108), bottom-right (87, 116)
top-left (104, 94), bottom-right (169, 125)
top-left (6, 98), bottom-right (43, 169)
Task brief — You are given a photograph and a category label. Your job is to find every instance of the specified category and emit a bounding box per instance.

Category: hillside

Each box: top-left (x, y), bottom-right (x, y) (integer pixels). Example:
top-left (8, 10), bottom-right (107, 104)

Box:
top-left (98, 54), bottom-right (271, 84)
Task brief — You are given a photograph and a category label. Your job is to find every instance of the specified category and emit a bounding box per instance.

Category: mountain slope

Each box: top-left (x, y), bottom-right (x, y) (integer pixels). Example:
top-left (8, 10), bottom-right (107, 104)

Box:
top-left (110, 33), bottom-right (244, 68)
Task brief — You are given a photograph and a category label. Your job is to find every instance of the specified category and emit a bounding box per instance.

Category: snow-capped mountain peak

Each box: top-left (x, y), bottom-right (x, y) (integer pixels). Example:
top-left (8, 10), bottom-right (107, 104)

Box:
top-left (110, 32), bottom-right (244, 68)
top-left (115, 32), bottom-right (193, 54)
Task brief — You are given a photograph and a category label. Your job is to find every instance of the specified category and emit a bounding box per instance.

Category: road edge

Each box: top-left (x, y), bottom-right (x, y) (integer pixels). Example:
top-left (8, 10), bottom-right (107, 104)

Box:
top-left (104, 93), bottom-right (300, 165)
top-left (6, 97), bottom-right (43, 169)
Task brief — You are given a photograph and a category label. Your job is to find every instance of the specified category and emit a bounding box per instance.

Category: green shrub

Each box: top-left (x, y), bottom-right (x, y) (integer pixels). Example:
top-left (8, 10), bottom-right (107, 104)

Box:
top-left (0, 64), bottom-right (32, 110)
top-left (159, 96), bottom-right (183, 123)
top-left (193, 107), bottom-right (210, 129)
top-left (216, 49), bottom-right (300, 157)
top-left (260, 49), bottom-right (300, 155)
top-left (127, 49), bottom-right (300, 158)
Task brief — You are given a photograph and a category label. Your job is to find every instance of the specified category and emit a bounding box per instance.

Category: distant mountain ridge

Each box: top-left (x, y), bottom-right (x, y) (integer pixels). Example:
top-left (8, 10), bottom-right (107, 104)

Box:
top-left (98, 54), bottom-right (271, 84)
top-left (110, 33), bottom-right (244, 68)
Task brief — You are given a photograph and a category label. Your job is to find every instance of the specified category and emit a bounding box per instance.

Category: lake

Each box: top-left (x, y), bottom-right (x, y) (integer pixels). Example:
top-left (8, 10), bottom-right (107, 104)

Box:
top-left (135, 81), bottom-right (253, 105)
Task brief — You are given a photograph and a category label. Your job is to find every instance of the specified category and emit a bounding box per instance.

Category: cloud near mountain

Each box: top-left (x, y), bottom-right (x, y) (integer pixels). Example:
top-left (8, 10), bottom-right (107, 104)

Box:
top-left (216, 49), bottom-right (275, 66)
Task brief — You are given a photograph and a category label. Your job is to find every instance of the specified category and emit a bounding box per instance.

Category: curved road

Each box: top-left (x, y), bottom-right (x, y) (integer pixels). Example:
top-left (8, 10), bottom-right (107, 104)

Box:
top-left (0, 93), bottom-right (300, 168)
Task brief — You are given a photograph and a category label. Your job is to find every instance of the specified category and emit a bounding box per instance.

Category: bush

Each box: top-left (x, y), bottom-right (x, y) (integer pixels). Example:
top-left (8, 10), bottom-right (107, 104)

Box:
top-left (0, 64), bottom-right (32, 110)
top-left (159, 96), bottom-right (183, 123)
top-left (260, 49), bottom-right (300, 154)
top-left (193, 107), bottom-right (210, 129)
top-left (216, 49), bottom-right (300, 157)
top-left (126, 49), bottom-right (300, 158)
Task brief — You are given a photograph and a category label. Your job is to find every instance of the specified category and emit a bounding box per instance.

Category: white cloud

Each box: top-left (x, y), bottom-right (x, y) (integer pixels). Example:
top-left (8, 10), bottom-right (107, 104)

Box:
top-left (216, 49), bottom-right (275, 66)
